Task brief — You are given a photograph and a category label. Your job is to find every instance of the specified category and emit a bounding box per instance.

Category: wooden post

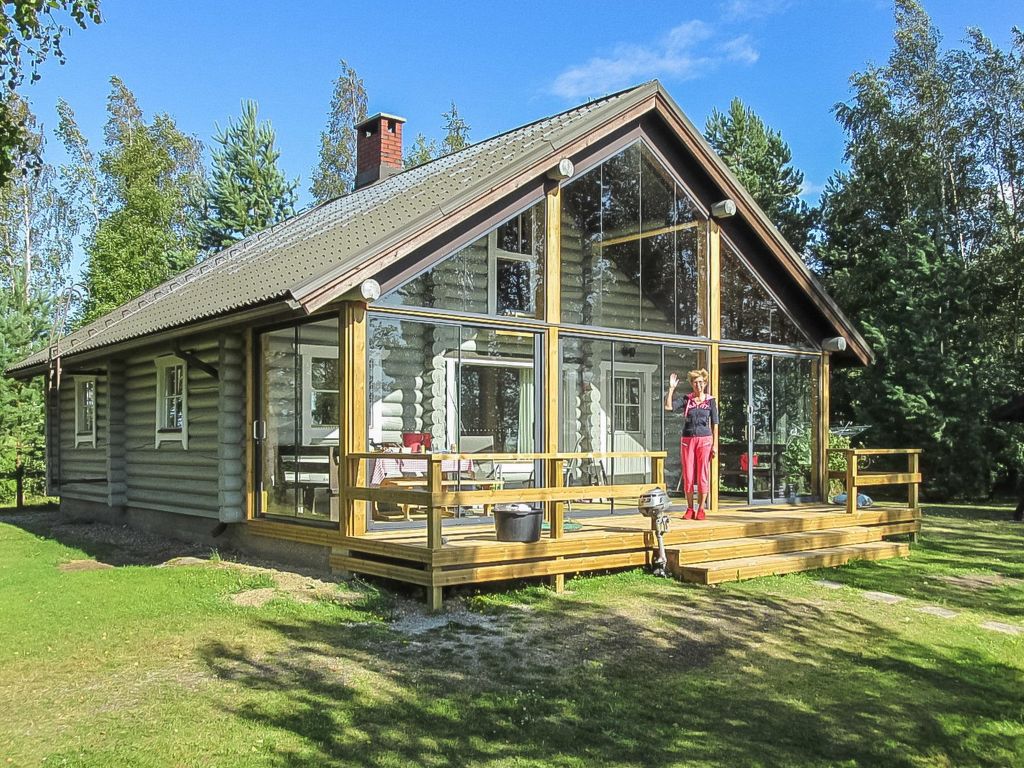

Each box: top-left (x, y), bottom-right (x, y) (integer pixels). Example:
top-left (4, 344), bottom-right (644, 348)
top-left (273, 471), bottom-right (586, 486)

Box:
top-left (708, 221), bottom-right (721, 512)
top-left (908, 451), bottom-right (920, 543)
top-left (544, 185), bottom-right (564, 592)
top-left (846, 449), bottom-right (858, 515)
top-left (426, 455), bottom-right (444, 610)
top-left (652, 454), bottom-right (665, 488)
top-left (817, 353), bottom-right (831, 502)
top-left (244, 328), bottom-right (255, 520)
top-left (339, 302), bottom-right (368, 538)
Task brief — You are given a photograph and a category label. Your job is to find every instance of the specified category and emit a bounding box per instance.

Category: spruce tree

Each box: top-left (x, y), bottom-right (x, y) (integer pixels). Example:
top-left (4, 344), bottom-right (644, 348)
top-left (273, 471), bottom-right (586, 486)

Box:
top-left (705, 98), bottom-right (816, 254)
top-left (198, 101), bottom-right (297, 250)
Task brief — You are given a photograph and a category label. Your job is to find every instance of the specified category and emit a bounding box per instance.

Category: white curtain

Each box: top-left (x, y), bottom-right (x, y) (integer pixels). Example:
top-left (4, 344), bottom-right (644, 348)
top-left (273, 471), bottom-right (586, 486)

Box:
top-left (518, 367), bottom-right (535, 452)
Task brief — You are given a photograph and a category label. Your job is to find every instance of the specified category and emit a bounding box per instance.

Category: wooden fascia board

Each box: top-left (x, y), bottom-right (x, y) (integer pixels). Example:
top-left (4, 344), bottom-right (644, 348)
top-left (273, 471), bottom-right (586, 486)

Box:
top-left (651, 92), bottom-right (873, 366)
top-left (291, 95), bottom-right (659, 314)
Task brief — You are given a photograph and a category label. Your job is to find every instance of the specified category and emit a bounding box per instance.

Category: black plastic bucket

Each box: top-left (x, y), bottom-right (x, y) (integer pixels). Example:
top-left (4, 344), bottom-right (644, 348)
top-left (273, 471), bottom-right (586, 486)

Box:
top-left (493, 504), bottom-right (543, 543)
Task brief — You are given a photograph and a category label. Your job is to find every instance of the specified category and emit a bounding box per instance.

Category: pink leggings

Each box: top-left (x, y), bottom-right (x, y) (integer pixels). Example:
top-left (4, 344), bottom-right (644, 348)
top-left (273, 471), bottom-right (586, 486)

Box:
top-left (680, 435), bottom-right (714, 496)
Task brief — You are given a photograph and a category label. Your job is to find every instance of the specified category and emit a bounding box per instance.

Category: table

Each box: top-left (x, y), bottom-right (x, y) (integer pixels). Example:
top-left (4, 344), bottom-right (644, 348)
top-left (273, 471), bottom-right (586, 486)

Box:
top-left (369, 456), bottom-right (475, 486)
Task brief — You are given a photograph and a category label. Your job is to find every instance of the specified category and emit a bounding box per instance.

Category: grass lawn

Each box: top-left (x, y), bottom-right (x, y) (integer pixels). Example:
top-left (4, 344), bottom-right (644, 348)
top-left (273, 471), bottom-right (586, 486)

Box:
top-left (1, 503), bottom-right (1022, 767)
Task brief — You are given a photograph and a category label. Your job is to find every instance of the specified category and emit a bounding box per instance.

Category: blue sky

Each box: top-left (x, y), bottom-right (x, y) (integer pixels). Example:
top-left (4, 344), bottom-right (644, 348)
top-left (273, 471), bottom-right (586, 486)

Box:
top-left (22, 0), bottom-right (1022, 258)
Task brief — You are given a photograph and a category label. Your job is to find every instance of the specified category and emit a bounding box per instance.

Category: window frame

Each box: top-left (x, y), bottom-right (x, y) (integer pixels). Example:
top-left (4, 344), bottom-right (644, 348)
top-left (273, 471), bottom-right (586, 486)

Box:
top-left (299, 344), bottom-right (340, 445)
top-left (486, 230), bottom-right (538, 317)
top-left (74, 376), bottom-right (97, 448)
top-left (154, 356), bottom-right (188, 449)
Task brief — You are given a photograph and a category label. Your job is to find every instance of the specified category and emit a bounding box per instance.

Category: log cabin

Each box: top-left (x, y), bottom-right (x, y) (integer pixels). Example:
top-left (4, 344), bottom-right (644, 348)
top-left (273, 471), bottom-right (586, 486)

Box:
top-left (6, 81), bottom-right (921, 607)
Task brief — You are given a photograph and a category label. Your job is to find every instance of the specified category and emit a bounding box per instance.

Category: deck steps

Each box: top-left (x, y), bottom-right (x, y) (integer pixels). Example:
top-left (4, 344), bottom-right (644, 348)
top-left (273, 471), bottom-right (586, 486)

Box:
top-left (674, 540), bottom-right (911, 584)
top-left (666, 522), bottom-right (917, 567)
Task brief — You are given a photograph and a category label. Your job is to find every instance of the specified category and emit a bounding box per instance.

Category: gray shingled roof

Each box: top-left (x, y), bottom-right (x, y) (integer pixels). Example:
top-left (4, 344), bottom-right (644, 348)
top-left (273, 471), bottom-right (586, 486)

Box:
top-left (8, 83), bottom-right (656, 375)
top-left (8, 79), bottom-right (871, 375)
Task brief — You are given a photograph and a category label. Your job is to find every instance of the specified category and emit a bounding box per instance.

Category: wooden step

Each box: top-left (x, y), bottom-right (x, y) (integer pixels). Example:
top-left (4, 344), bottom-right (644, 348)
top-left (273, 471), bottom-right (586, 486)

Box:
top-left (676, 541), bottom-right (911, 585)
top-left (666, 522), bottom-right (918, 568)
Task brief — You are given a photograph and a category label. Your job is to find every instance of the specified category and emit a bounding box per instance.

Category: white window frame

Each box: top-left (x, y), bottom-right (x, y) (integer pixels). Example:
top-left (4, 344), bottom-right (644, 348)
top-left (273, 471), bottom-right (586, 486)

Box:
top-left (299, 344), bottom-right (339, 445)
top-left (486, 230), bottom-right (537, 317)
top-left (74, 376), bottom-right (97, 448)
top-left (596, 362), bottom-right (657, 445)
top-left (155, 356), bottom-right (188, 449)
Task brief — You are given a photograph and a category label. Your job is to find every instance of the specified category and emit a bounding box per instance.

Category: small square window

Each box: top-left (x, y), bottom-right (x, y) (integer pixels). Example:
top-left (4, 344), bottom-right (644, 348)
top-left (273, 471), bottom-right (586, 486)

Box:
top-left (74, 377), bottom-right (96, 448)
top-left (155, 357), bottom-right (188, 449)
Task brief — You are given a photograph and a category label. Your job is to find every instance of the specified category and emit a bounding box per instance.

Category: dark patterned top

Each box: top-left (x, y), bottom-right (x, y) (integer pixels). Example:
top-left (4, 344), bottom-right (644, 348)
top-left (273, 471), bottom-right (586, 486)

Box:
top-left (672, 393), bottom-right (720, 437)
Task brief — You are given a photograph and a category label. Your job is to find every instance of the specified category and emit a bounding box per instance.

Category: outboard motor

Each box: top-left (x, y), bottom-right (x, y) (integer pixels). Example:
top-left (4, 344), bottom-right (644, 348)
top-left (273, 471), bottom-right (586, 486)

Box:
top-left (638, 487), bottom-right (672, 578)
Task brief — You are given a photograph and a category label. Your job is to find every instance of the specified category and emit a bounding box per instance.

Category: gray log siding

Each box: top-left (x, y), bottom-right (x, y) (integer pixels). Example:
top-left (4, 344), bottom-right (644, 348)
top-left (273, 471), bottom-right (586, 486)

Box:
top-left (124, 338), bottom-right (220, 518)
top-left (59, 373), bottom-right (109, 504)
top-left (217, 333), bottom-right (246, 523)
top-left (106, 358), bottom-right (127, 508)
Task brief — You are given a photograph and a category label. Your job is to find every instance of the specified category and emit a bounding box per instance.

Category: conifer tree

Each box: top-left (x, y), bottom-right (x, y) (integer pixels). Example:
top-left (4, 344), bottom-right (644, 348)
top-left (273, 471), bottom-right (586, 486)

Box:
top-left (705, 98), bottom-right (816, 254)
top-left (198, 101), bottom-right (297, 250)
top-left (78, 77), bottom-right (204, 321)
top-left (310, 60), bottom-right (367, 202)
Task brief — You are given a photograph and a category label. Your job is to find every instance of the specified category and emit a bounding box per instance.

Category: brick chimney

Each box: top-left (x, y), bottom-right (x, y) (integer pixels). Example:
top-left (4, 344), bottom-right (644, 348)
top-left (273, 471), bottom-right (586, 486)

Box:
top-left (354, 113), bottom-right (406, 189)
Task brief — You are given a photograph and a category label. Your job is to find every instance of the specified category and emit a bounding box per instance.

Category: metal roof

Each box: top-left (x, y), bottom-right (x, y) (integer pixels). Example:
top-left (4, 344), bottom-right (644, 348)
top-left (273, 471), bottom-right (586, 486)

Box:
top-left (7, 80), bottom-right (872, 375)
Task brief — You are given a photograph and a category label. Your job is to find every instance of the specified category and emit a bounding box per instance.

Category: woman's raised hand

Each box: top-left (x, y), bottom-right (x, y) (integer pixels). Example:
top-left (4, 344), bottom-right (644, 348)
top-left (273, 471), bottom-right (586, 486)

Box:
top-left (669, 372), bottom-right (679, 389)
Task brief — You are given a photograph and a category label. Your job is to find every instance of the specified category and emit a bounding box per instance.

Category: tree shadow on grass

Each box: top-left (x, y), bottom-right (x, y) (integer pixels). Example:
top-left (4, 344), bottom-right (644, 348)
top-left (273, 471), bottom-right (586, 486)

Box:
top-left (809, 506), bottom-right (1024, 618)
top-left (198, 580), bottom-right (1024, 767)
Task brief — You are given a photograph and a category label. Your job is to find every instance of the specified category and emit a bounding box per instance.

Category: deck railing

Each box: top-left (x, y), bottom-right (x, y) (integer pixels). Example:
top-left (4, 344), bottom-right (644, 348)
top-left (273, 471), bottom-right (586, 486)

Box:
top-left (345, 451), bottom-right (668, 550)
top-left (827, 448), bottom-right (922, 514)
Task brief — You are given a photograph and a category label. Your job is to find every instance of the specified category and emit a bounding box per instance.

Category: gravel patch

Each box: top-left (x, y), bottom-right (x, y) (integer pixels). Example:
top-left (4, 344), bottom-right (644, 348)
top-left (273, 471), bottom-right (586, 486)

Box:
top-left (58, 559), bottom-right (114, 572)
top-left (815, 580), bottom-right (844, 589)
top-left (231, 588), bottom-right (279, 608)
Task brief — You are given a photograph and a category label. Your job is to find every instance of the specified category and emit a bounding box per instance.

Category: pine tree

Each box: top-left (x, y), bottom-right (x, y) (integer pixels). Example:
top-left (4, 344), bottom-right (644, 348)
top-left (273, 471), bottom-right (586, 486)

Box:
top-left (198, 101), bottom-right (297, 250)
top-left (704, 98), bottom-right (816, 254)
top-left (440, 101), bottom-right (470, 155)
top-left (404, 101), bottom-right (472, 169)
top-left (310, 60), bottom-right (367, 202)
top-left (80, 77), bottom-right (204, 321)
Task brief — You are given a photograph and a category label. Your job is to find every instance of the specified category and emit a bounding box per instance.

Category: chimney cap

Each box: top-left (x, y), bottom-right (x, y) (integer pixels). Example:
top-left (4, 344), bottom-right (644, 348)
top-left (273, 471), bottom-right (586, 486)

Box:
top-left (355, 113), bottom-right (407, 131)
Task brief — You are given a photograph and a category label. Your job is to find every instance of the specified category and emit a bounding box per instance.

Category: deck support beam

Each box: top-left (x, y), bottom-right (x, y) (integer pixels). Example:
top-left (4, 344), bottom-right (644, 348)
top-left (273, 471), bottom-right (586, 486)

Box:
top-left (817, 353), bottom-right (831, 501)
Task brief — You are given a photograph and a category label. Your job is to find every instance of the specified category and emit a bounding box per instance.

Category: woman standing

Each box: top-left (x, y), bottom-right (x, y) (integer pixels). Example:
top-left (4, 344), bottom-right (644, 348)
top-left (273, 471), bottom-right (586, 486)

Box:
top-left (664, 369), bottom-right (719, 519)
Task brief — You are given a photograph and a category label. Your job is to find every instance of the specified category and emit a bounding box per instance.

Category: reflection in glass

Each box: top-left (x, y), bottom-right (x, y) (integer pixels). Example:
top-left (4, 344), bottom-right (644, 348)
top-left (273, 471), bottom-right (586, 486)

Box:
top-left (379, 201), bottom-right (545, 319)
top-left (559, 335), bottom-right (701, 507)
top-left (258, 316), bottom-right (340, 522)
top-left (561, 141), bottom-right (706, 336)
top-left (720, 240), bottom-right (809, 346)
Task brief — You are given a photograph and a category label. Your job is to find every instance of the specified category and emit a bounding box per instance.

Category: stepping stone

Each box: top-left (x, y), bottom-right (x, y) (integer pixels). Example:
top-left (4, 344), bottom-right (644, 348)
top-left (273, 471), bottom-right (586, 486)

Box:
top-left (917, 605), bottom-right (958, 619)
top-left (862, 590), bottom-right (906, 604)
top-left (815, 579), bottom-right (844, 589)
top-left (980, 621), bottom-right (1023, 636)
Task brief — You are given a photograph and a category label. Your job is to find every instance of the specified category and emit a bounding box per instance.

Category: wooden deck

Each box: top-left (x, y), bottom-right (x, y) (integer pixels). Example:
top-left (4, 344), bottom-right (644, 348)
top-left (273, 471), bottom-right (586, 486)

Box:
top-left (249, 502), bottom-right (920, 607)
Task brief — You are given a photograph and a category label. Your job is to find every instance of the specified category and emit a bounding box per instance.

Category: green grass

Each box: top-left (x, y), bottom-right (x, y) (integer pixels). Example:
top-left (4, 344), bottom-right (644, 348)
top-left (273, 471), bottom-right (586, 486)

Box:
top-left (1, 503), bottom-right (1022, 767)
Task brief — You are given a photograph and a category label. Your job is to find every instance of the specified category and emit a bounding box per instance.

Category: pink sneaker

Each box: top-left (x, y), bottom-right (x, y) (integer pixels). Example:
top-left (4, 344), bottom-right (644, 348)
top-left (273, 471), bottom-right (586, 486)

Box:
top-left (695, 507), bottom-right (706, 520)
top-left (683, 507), bottom-right (695, 520)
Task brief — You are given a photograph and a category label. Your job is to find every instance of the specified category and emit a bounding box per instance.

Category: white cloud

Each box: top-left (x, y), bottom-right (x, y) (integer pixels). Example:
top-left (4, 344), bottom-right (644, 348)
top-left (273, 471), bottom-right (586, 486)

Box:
top-left (721, 0), bottom-right (794, 22)
top-left (800, 180), bottom-right (826, 199)
top-left (551, 21), bottom-right (761, 100)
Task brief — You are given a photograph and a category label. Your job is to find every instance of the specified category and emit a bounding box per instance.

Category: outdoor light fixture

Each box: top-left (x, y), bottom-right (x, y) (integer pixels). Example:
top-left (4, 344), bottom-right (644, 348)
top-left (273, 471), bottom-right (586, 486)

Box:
top-left (546, 158), bottom-right (575, 181)
top-left (340, 278), bottom-right (382, 303)
top-left (822, 336), bottom-right (847, 352)
top-left (711, 199), bottom-right (737, 218)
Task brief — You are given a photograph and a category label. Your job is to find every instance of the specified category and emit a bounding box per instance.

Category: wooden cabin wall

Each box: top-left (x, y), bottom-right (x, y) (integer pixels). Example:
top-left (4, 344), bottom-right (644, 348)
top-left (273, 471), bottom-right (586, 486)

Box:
top-left (59, 375), bottom-right (109, 505)
top-left (123, 337), bottom-right (221, 518)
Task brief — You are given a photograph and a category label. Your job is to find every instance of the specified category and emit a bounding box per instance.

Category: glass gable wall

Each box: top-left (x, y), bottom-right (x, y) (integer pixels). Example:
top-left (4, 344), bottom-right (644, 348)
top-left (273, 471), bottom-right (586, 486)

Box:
top-left (560, 142), bottom-right (707, 336)
top-left (379, 201), bottom-right (546, 319)
top-left (720, 238), bottom-right (810, 347)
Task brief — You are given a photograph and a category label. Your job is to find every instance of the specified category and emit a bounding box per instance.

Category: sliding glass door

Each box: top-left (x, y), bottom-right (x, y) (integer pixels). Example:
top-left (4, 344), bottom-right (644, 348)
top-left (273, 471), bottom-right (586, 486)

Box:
top-left (718, 351), bottom-right (819, 505)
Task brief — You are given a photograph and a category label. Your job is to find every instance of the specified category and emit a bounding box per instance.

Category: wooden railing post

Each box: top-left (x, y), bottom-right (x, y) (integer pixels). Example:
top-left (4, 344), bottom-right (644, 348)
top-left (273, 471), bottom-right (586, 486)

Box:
top-left (908, 452), bottom-right (920, 510)
top-left (549, 458), bottom-right (565, 540)
top-left (652, 454), bottom-right (665, 489)
top-left (846, 449), bottom-right (858, 515)
top-left (426, 455), bottom-right (444, 611)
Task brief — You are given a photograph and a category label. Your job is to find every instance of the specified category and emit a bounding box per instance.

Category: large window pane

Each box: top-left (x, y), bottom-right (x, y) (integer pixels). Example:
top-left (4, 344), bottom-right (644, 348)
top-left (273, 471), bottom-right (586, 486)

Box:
top-left (561, 141), bottom-right (706, 336)
top-left (258, 317), bottom-right (340, 523)
top-left (721, 240), bottom-right (810, 347)
top-left (379, 202), bottom-right (545, 319)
